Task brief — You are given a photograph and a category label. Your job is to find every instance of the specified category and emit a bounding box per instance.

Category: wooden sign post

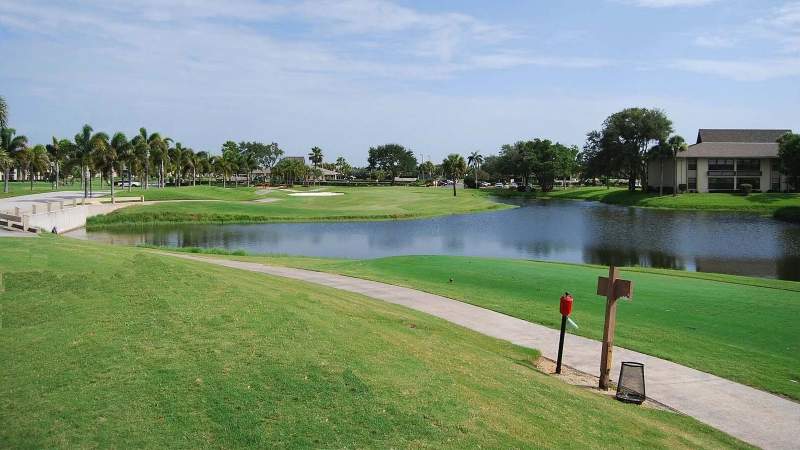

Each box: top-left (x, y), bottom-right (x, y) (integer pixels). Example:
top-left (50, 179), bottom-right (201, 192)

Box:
top-left (596, 266), bottom-right (634, 390)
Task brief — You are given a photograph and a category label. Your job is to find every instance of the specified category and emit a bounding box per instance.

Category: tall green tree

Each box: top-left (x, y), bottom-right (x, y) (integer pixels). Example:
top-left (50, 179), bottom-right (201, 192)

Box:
top-left (335, 156), bottom-right (351, 179)
top-left (442, 153), bottom-right (467, 197)
top-left (73, 124), bottom-right (108, 197)
top-left (94, 133), bottom-right (121, 202)
top-left (467, 151), bottom-right (483, 188)
top-left (367, 144), bottom-right (417, 184)
top-left (17, 145), bottom-right (49, 191)
top-left (45, 137), bottom-right (71, 188)
top-left (169, 143), bottom-right (192, 187)
top-left (667, 135), bottom-right (687, 196)
top-left (585, 108), bottom-right (673, 191)
top-left (308, 146), bottom-right (323, 184)
top-left (778, 132), bottom-right (800, 192)
top-left (0, 128), bottom-right (27, 193)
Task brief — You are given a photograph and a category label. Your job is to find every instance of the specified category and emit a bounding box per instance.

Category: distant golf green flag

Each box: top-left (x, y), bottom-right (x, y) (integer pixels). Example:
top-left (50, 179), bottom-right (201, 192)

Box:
top-left (567, 317), bottom-right (579, 329)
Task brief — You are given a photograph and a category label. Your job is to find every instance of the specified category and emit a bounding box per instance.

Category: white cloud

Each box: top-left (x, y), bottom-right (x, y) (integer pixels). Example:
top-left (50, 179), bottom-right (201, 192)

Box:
top-left (671, 58), bottom-right (800, 81)
top-left (693, 34), bottom-right (737, 49)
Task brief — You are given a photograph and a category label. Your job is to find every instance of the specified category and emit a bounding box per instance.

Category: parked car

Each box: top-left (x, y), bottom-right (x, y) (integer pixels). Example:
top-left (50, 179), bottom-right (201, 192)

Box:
top-left (494, 182), bottom-right (504, 188)
top-left (479, 181), bottom-right (491, 188)
top-left (116, 180), bottom-right (141, 187)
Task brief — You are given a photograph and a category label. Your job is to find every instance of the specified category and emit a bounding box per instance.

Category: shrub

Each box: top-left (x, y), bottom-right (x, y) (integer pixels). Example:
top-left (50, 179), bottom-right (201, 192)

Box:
top-left (678, 183), bottom-right (687, 193)
top-left (739, 183), bottom-right (753, 195)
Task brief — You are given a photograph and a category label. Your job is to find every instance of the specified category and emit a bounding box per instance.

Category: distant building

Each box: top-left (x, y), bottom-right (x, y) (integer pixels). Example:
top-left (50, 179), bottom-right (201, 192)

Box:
top-left (647, 129), bottom-right (792, 193)
top-left (283, 156), bottom-right (306, 164)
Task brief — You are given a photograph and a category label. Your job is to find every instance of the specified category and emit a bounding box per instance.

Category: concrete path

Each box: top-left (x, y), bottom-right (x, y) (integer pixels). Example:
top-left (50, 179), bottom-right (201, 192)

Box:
top-left (163, 252), bottom-right (799, 450)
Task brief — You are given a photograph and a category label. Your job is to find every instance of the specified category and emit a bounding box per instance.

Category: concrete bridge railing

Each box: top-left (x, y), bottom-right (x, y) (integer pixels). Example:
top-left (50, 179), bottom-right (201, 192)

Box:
top-left (0, 196), bottom-right (143, 234)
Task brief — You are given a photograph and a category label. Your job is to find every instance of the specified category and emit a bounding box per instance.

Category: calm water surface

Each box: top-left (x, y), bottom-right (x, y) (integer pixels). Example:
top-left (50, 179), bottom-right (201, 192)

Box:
top-left (78, 198), bottom-right (800, 280)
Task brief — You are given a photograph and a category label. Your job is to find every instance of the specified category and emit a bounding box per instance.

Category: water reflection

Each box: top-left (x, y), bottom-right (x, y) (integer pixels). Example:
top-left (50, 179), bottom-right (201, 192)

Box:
top-left (77, 198), bottom-right (800, 280)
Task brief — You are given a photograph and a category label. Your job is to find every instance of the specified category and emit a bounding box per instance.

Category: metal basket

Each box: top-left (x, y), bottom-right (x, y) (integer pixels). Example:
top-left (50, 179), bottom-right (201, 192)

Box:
top-left (615, 361), bottom-right (646, 404)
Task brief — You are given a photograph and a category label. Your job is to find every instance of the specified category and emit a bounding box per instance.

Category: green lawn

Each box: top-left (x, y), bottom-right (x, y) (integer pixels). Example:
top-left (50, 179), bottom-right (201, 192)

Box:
top-left (184, 252), bottom-right (800, 400)
top-left (115, 185), bottom-right (262, 201)
top-left (0, 237), bottom-right (747, 448)
top-left (88, 186), bottom-right (510, 228)
top-left (0, 180), bottom-right (105, 198)
top-left (484, 186), bottom-right (800, 216)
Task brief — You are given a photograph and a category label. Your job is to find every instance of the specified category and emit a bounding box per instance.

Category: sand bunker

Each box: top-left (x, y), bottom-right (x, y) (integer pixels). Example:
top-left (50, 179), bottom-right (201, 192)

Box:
top-left (288, 192), bottom-right (344, 197)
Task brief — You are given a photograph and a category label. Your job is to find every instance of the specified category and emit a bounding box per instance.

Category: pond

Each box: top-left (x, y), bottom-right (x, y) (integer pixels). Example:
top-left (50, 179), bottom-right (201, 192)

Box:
top-left (75, 198), bottom-right (800, 280)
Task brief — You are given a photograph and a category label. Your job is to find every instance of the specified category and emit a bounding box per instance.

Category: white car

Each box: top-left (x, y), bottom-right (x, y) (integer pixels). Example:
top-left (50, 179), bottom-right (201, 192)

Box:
top-left (117, 180), bottom-right (141, 187)
top-left (494, 182), bottom-right (503, 188)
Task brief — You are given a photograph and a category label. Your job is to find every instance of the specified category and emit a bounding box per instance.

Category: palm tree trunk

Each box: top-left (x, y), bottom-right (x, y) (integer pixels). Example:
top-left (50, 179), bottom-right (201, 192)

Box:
top-left (673, 155), bottom-right (678, 196)
top-left (55, 163), bottom-right (60, 189)
top-left (83, 166), bottom-right (88, 198)
top-left (3, 169), bottom-right (9, 193)
top-left (110, 170), bottom-right (115, 203)
top-left (452, 176), bottom-right (457, 197)
top-left (659, 159), bottom-right (664, 196)
top-left (29, 168), bottom-right (33, 191)
top-left (144, 164), bottom-right (149, 190)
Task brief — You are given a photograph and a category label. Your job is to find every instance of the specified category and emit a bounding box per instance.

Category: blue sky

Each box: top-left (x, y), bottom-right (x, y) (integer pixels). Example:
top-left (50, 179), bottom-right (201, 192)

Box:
top-left (1, 0), bottom-right (798, 165)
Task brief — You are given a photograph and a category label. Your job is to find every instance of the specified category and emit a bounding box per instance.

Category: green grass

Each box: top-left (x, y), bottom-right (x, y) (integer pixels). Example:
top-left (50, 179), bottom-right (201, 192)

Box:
top-left (0, 180), bottom-right (105, 198)
top-left (186, 252), bottom-right (800, 400)
top-left (88, 186), bottom-right (511, 228)
top-left (0, 237), bottom-right (748, 448)
top-left (115, 185), bottom-right (262, 201)
top-left (483, 186), bottom-right (800, 215)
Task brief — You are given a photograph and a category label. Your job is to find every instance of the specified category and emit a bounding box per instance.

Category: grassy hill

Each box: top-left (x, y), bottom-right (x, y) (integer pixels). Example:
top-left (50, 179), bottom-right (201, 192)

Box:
top-left (0, 236), bottom-right (746, 448)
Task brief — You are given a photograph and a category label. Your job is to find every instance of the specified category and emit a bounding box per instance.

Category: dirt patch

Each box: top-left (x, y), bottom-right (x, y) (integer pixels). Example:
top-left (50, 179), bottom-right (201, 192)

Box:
top-left (534, 356), bottom-right (675, 412)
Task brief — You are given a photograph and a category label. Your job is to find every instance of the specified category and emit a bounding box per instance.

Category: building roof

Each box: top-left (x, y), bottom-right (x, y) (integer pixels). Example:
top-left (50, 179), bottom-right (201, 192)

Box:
top-left (679, 142), bottom-right (780, 159)
top-left (697, 129), bottom-right (790, 144)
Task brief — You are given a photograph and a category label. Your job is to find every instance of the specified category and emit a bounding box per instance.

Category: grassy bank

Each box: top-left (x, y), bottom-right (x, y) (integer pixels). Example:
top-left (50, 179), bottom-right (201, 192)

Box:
top-left (176, 251), bottom-right (800, 400)
top-left (483, 186), bottom-right (800, 217)
top-left (0, 237), bottom-right (747, 448)
top-left (88, 186), bottom-right (511, 228)
top-left (116, 185), bottom-right (261, 201)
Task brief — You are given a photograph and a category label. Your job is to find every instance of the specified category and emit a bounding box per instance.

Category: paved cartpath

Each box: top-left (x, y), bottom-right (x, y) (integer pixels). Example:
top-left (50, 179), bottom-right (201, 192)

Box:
top-left (162, 252), bottom-right (799, 450)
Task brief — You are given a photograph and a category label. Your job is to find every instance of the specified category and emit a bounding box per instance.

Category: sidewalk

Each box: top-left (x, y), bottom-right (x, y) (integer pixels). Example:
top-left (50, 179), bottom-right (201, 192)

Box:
top-left (164, 252), bottom-right (799, 450)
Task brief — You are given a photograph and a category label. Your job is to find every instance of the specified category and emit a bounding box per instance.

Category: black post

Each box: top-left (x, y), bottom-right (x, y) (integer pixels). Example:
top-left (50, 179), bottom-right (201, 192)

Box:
top-left (556, 314), bottom-right (567, 374)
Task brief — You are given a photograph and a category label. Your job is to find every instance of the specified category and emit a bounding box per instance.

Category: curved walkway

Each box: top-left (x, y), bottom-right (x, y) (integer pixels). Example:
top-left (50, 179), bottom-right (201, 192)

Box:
top-left (163, 252), bottom-right (798, 449)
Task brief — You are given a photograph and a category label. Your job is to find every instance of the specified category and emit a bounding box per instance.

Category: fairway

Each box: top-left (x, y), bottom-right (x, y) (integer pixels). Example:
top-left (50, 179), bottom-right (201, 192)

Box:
top-left (192, 252), bottom-right (800, 400)
top-left (0, 236), bottom-right (747, 448)
top-left (89, 186), bottom-right (510, 227)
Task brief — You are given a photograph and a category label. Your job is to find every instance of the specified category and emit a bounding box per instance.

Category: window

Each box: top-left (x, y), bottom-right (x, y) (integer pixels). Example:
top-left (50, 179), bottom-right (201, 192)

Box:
top-left (688, 159), bottom-right (697, 171)
top-left (737, 177), bottom-right (760, 191)
top-left (737, 159), bottom-right (760, 171)
top-left (688, 177), bottom-right (697, 191)
top-left (708, 159), bottom-right (734, 171)
top-left (771, 160), bottom-right (782, 192)
top-left (708, 177), bottom-right (734, 191)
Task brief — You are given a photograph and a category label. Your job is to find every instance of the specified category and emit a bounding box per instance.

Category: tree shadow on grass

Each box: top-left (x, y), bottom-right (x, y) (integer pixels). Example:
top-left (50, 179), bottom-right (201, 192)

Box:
top-left (744, 193), bottom-right (800, 205)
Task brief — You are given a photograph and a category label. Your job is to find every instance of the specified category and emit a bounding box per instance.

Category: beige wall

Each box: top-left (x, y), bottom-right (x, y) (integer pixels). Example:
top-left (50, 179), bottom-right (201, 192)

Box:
top-left (696, 159), bottom-right (709, 193)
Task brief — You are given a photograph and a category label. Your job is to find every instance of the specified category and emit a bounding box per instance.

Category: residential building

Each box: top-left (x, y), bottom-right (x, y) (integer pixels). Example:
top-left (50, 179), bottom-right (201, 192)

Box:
top-left (648, 129), bottom-right (792, 193)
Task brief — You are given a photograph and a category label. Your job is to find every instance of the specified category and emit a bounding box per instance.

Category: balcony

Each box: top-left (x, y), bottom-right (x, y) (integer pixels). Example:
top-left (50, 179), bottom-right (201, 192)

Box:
top-left (706, 171), bottom-right (761, 177)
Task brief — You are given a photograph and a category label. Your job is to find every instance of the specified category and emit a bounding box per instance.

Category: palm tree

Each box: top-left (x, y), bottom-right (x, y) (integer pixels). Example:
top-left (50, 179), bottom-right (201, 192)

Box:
top-left (169, 143), bottom-right (190, 186)
top-left (190, 151), bottom-right (207, 186)
top-left (239, 150), bottom-right (258, 187)
top-left (29, 145), bottom-right (50, 191)
top-left (73, 125), bottom-right (108, 197)
top-left (0, 149), bottom-right (12, 192)
top-left (308, 146), bottom-right (323, 184)
top-left (0, 95), bottom-right (7, 130)
top-left (467, 151), bottom-right (483, 188)
top-left (442, 153), bottom-right (467, 197)
top-left (46, 137), bottom-right (70, 188)
top-left (95, 133), bottom-right (120, 202)
top-left (0, 128), bottom-right (27, 193)
top-left (150, 135), bottom-right (171, 188)
top-left (667, 135), bottom-right (687, 196)
top-left (131, 128), bottom-right (152, 190)
top-left (212, 155), bottom-right (234, 188)
top-left (195, 151), bottom-right (211, 186)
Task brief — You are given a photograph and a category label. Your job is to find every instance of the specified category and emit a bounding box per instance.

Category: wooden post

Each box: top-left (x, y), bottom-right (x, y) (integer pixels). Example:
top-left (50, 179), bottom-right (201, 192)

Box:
top-left (596, 266), bottom-right (634, 391)
top-left (599, 266), bottom-right (619, 390)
